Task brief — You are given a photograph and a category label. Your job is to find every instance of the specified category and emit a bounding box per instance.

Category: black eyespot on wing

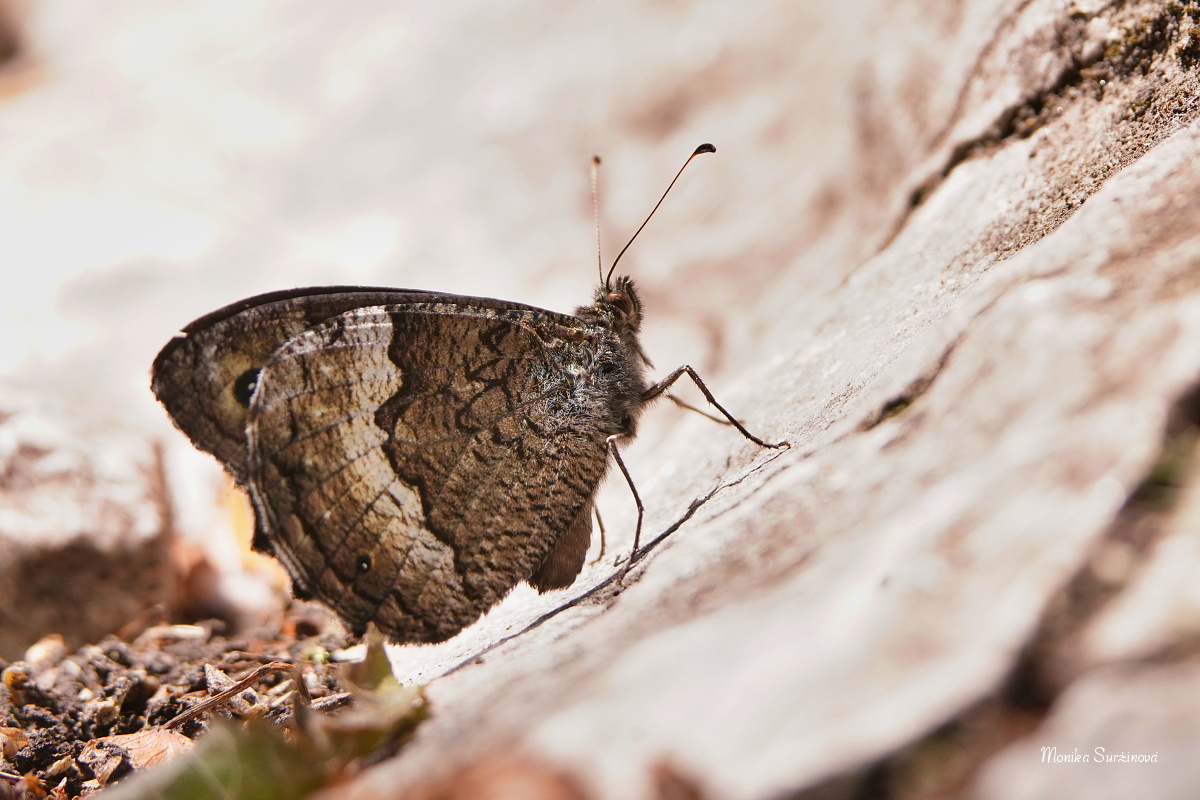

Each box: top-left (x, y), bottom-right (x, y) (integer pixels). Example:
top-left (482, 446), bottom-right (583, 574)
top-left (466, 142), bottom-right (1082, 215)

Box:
top-left (233, 368), bottom-right (261, 408)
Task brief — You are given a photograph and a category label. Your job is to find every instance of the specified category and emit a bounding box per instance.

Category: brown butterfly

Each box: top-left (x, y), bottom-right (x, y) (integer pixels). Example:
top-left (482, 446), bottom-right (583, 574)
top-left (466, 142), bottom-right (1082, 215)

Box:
top-left (152, 144), bottom-right (783, 643)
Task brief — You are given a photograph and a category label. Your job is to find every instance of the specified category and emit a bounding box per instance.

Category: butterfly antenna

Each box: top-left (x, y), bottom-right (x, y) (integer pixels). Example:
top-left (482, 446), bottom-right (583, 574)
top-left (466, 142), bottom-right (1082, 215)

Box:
top-left (592, 155), bottom-right (603, 286)
top-left (605, 142), bottom-right (716, 287)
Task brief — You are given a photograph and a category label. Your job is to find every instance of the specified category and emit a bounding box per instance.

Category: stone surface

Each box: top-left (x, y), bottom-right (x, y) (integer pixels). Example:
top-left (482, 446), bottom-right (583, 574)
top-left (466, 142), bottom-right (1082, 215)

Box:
top-left (0, 391), bottom-right (175, 660)
top-left (2, 0), bottom-right (1200, 797)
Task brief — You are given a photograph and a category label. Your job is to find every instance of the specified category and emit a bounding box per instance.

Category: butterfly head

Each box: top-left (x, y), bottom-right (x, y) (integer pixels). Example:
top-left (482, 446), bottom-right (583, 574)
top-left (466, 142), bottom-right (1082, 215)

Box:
top-left (576, 275), bottom-right (652, 367)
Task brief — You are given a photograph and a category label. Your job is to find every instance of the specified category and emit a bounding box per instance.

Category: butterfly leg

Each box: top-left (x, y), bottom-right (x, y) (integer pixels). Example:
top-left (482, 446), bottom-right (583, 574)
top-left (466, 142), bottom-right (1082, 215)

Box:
top-left (606, 432), bottom-right (644, 580)
top-left (644, 365), bottom-right (788, 449)
top-left (665, 393), bottom-right (736, 426)
top-left (589, 506), bottom-right (608, 563)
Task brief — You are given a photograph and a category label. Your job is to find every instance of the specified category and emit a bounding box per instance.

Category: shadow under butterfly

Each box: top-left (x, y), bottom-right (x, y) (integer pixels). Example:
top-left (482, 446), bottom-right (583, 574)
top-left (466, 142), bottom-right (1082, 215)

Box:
top-left (151, 144), bottom-right (786, 645)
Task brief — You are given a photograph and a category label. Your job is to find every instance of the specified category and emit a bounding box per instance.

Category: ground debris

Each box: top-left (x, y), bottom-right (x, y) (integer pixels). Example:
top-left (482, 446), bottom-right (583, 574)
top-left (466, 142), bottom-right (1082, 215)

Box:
top-left (0, 610), bottom-right (358, 799)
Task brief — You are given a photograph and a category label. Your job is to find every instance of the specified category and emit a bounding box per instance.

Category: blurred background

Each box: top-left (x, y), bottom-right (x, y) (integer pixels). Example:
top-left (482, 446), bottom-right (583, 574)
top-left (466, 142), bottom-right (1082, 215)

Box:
top-left (0, 0), bottom-right (877, 651)
top-left (0, 0), bottom-right (869, 425)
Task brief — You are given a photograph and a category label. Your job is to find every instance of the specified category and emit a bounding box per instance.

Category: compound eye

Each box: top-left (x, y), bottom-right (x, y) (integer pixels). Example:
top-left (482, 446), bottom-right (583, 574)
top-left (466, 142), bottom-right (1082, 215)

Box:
top-left (607, 291), bottom-right (635, 318)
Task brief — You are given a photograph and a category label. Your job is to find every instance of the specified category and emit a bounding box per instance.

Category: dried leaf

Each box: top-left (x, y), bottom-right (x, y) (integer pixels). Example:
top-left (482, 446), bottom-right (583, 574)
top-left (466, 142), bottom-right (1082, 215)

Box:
top-left (80, 729), bottom-right (194, 781)
top-left (0, 729), bottom-right (29, 760)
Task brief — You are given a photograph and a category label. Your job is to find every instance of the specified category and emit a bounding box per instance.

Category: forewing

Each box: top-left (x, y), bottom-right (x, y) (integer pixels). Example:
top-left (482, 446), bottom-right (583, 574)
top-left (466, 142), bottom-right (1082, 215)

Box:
top-left (245, 304), bottom-right (615, 643)
top-left (151, 287), bottom-right (435, 481)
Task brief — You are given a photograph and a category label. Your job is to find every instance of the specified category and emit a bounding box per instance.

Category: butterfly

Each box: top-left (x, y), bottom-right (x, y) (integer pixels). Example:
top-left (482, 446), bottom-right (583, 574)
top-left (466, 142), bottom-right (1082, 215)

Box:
top-left (151, 144), bottom-right (783, 644)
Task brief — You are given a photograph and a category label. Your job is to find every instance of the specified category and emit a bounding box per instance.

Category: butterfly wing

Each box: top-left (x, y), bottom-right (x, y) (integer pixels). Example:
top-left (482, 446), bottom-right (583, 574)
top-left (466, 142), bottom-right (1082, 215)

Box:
top-left (152, 287), bottom-right (440, 482)
top-left (245, 302), bottom-right (625, 643)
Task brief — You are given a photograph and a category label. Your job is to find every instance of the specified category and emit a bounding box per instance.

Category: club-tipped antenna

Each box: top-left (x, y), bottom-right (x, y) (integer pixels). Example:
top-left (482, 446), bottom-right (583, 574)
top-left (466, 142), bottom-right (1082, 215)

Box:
top-left (604, 143), bottom-right (716, 287)
top-left (592, 155), bottom-right (603, 286)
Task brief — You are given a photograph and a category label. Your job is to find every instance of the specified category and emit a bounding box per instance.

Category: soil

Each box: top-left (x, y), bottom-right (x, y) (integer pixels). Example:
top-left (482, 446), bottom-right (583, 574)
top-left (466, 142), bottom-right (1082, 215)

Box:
top-left (0, 608), bottom-right (354, 799)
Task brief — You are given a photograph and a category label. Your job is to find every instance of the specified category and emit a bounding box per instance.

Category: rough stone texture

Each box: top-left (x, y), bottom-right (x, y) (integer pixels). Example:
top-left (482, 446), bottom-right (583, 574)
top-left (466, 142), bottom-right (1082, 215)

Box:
top-left (0, 391), bottom-right (175, 660)
top-left (3, 0), bottom-right (1200, 797)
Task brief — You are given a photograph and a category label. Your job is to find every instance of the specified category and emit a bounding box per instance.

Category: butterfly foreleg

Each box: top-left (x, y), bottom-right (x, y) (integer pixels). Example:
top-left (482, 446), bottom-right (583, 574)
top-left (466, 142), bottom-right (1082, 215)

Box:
top-left (643, 365), bottom-right (787, 449)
